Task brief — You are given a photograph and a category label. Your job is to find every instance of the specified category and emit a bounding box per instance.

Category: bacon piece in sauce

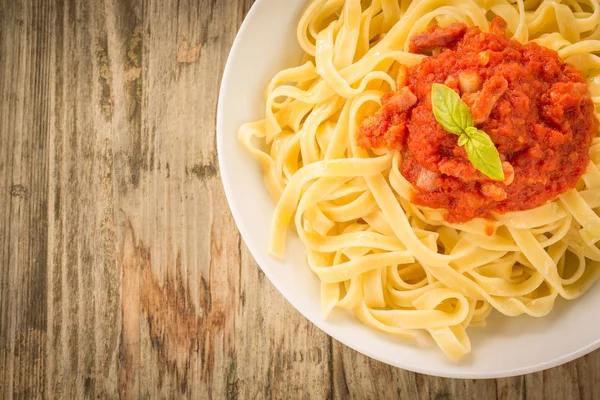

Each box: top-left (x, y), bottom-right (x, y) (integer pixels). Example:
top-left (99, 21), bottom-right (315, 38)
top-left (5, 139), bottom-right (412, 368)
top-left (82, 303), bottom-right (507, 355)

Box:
top-left (462, 74), bottom-right (508, 124)
top-left (409, 23), bottom-right (467, 54)
top-left (358, 87), bottom-right (417, 151)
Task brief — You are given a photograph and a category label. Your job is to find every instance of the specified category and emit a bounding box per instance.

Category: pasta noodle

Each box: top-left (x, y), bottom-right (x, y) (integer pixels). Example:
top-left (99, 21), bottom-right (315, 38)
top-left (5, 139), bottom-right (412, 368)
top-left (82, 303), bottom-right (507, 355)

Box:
top-left (238, 0), bottom-right (600, 360)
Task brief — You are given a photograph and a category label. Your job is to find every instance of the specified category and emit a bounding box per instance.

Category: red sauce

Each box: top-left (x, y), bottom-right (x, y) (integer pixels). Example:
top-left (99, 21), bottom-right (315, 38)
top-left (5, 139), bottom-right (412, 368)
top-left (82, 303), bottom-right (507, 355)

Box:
top-left (358, 18), bottom-right (598, 222)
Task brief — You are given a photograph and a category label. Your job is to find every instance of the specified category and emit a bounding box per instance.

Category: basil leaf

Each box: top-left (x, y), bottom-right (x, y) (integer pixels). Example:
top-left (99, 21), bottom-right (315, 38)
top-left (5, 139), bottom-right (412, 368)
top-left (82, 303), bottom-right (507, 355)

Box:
top-left (430, 83), bottom-right (504, 181)
top-left (463, 127), bottom-right (505, 181)
top-left (431, 83), bottom-right (473, 135)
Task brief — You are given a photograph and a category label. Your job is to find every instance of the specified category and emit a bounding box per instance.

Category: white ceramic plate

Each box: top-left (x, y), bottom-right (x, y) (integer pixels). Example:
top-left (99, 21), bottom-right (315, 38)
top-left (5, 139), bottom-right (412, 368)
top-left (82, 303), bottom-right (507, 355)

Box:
top-left (216, 0), bottom-right (600, 378)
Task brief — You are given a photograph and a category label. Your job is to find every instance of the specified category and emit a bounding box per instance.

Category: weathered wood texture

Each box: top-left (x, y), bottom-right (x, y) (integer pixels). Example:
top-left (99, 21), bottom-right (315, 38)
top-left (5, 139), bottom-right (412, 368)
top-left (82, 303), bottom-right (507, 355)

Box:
top-left (0, 0), bottom-right (598, 398)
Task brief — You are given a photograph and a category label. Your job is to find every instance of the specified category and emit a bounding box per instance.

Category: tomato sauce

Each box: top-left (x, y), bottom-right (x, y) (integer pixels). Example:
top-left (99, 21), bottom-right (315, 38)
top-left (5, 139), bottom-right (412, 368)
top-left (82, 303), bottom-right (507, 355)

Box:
top-left (358, 18), bottom-right (598, 222)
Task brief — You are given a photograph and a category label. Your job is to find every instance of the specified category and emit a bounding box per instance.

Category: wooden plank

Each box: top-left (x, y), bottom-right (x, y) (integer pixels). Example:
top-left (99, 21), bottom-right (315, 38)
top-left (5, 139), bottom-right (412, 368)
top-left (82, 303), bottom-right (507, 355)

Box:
top-left (46, 0), bottom-right (127, 398)
top-left (0, 0), bottom-right (51, 398)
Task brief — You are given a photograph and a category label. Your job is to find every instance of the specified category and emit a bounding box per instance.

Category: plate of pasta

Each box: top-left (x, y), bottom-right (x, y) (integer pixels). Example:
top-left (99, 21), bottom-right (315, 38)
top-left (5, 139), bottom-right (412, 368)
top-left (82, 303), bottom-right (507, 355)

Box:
top-left (217, 0), bottom-right (600, 377)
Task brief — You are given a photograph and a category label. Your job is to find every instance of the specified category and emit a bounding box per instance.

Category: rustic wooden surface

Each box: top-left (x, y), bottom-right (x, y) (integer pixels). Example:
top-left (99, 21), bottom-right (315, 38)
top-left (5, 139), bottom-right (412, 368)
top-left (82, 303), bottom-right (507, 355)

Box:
top-left (0, 0), bottom-right (599, 398)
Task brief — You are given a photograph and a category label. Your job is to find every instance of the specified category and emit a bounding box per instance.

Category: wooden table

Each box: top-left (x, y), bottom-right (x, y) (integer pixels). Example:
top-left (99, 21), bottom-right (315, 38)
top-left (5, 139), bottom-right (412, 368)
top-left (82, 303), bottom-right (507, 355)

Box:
top-left (1, 1), bottom-right (598, 398)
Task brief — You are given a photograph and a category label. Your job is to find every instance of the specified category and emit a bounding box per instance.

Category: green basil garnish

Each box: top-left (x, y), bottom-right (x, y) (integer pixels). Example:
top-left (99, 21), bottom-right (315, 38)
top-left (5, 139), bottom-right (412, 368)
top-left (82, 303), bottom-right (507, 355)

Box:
top-left (431, 83), bottom-right (505, 181)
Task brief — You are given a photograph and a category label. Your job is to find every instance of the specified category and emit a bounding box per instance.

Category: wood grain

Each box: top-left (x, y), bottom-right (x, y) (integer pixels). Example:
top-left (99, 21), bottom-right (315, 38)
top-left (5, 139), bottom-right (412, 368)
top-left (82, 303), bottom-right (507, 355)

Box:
top-left (0, 0), bottom-right (598, 398)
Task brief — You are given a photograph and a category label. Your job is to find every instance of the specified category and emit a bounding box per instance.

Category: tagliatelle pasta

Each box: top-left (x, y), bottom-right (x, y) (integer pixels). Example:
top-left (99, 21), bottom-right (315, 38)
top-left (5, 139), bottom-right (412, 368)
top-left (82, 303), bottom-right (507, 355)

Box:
top-left (238, 0), bottom-right (600, 360)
